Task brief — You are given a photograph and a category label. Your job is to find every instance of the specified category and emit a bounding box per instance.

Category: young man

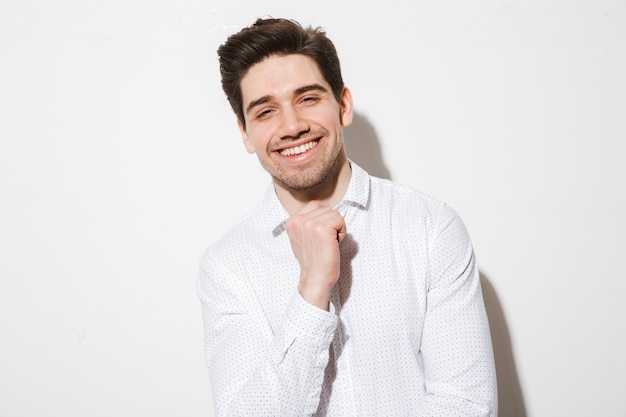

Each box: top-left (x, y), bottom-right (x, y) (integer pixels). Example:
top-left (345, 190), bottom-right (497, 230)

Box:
top-left (198, 18), bottom-right (497, 416)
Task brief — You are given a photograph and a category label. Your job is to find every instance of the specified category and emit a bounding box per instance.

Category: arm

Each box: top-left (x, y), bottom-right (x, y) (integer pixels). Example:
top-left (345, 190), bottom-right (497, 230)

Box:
top-left (198, 257), bottom-right (337, 417)
top-left (198, 202), bottom-right (345, 416)
top-left (419, 205), bottom-right (498, 416)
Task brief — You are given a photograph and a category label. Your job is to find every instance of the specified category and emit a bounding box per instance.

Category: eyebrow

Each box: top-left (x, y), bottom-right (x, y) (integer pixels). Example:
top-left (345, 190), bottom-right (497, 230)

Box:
top-left (245, 83), bottom-right (329, 116)
top-left (295, 83), bottom-right (329, 96)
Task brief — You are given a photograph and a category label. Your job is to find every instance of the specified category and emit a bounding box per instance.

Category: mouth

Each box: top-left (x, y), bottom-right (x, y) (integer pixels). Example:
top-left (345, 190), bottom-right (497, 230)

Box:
top-left (278, 139), bottom-right (319, 157)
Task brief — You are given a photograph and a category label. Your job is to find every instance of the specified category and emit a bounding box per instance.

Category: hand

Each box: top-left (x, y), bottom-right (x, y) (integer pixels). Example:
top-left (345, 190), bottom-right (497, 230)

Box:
top-left (285, 201), bottom-right (346, 310)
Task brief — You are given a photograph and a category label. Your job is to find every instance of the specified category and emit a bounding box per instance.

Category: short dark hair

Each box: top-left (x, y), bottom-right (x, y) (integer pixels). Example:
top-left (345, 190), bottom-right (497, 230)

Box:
top-left (217, 18), bottom-right (344, 127)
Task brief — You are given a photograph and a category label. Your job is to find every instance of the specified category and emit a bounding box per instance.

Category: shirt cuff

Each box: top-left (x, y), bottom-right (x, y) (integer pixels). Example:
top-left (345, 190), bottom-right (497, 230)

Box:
top-left (285, 289), bottom-right (338, 346)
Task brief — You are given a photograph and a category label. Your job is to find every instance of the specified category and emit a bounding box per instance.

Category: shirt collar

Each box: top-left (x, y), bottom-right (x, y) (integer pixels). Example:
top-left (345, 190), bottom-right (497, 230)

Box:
top-left (263, 160), bottom-right (371, 236)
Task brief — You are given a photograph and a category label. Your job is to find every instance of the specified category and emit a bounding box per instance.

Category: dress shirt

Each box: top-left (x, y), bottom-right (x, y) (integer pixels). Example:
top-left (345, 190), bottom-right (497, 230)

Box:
top-left (198, 162), bottom-right (497, 416)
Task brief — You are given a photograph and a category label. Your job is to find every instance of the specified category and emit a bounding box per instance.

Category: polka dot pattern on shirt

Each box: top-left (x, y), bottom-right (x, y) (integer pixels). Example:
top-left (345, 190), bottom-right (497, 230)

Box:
top-left (198, 162), bottom-right (497, 416)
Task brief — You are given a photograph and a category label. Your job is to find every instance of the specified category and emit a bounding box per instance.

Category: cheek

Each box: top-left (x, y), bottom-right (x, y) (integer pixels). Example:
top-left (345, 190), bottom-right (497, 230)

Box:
top-left (243, 137), bottom-right (256, 154)
top-left (310, 109), bottom-right (342, 129)
top-left (240, 128), bottom-right (255, 154)
top-left (241, 126), bottom-right (261, 154)
top-left (244, 126), bottom-right (273, 154)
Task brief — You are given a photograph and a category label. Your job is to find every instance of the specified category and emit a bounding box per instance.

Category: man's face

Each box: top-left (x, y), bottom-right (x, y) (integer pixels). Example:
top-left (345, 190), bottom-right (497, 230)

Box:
top-left (238, 54), bottom-right (353, 192)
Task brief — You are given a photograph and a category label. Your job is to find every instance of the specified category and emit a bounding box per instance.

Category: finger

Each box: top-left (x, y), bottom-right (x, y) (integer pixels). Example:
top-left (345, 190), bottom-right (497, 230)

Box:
top-left (287, 203), bottom-right (346, 241)
top-left (337, 222), bottom-right (347, 244)
top-left (290, 204), bottom-right (338, 229)
top-left (306, 209), bottom-right (346, 242)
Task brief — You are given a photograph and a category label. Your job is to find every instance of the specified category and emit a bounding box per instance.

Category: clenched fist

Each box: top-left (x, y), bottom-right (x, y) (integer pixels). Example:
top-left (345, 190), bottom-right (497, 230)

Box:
top-left (285, 201), bottom-right (347, 310)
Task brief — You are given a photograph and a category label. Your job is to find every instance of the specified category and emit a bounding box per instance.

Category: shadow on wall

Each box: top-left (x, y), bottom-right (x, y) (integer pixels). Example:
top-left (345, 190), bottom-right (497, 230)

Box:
top-left (481, 274), bottom-right (528, 417)
top-left (344, 113), bottom-right (392, 180)
top-left (345, 112), bottom-right (527, 417)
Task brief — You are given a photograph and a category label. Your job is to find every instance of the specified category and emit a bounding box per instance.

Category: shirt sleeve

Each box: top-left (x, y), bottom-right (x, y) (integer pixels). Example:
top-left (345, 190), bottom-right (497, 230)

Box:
top-left (197, 252), bottom-right (338, 417)
top-left (419, 204), bottom-right (498, 416)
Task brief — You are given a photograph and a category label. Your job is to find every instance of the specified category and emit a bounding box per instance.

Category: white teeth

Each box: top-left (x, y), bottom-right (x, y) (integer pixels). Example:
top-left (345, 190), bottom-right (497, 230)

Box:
top-left (279, 140), bottom-right (318, 156)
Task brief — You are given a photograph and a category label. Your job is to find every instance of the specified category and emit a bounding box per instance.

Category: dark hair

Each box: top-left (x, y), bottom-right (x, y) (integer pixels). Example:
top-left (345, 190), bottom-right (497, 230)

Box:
top-left (217, 18), bottom-right (344, 127)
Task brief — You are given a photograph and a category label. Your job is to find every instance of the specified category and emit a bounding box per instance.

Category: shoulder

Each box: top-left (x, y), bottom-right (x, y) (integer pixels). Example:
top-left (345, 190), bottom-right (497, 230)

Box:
top-left (368, 175), bottom-right (457, 225)
top-left (200, 204), bottom-right (267, 272)
top-left (364, 174), bottom-right (472, 258)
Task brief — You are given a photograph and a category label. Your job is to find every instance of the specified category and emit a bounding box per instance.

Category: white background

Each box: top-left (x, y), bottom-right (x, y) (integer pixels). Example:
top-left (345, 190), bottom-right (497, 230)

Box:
top-left (1, 1), bottom-right (625, 416)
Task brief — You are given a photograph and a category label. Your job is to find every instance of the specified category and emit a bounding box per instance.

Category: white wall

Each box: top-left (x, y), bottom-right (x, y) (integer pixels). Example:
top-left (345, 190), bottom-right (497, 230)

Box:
top-left (1, 1), bottom-right (624, 416)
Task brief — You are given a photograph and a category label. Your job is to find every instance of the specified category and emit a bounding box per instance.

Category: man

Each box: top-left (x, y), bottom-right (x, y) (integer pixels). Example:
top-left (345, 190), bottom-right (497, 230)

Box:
top-left (198, 17), bottom-right (497, 416)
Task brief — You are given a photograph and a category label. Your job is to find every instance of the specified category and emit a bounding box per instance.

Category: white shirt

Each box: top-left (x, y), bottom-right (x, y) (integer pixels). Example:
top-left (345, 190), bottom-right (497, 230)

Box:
top-left (198, 162), bottom-right (497, 416)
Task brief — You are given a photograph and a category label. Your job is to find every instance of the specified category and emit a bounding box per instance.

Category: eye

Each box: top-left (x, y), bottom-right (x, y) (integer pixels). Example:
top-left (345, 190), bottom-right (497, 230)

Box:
top-left (256, 108), bottom-right (273, 120)
top-left (301, 96), bottom-right (320, 105)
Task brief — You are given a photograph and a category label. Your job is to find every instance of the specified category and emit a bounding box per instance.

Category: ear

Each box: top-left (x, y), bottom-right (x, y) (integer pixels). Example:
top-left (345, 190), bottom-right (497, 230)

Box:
top-left (237, 119), bottom-right (256, 154)
top-left (339, 87), bottom-right (354, 127)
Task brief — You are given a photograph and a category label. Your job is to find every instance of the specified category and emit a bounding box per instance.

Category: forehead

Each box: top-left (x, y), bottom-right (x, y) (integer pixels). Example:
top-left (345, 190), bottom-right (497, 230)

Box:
top-left (240, 54), bottom-right (328, 105)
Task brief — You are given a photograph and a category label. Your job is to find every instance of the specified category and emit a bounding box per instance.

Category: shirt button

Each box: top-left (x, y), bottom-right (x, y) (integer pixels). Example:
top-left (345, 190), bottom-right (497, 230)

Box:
top-left (338, 361), bottom-right (348, 371)
top-left (314, 376), bottom-right (324, 386)
top-left (325, 327), bottom-right (334, 337)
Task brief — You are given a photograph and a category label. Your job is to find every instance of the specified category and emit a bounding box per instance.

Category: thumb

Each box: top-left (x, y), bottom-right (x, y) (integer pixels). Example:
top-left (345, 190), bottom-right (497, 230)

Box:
top-left (337, 223), bottom-right (347, 244)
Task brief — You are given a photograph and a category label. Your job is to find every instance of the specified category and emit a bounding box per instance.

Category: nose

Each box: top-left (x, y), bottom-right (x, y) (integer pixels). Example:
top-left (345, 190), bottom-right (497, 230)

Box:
top-left (279, 106), bottom-right (310, 140)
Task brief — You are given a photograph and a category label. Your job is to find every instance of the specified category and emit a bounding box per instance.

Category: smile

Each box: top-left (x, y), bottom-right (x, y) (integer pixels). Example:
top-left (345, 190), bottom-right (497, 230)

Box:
top-left (279, 140), bottom-right (319, 157)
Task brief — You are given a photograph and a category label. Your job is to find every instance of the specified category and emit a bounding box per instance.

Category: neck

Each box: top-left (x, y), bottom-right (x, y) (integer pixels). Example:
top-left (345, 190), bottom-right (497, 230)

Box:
top-left (275, 149), bottom-right (352, 215)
